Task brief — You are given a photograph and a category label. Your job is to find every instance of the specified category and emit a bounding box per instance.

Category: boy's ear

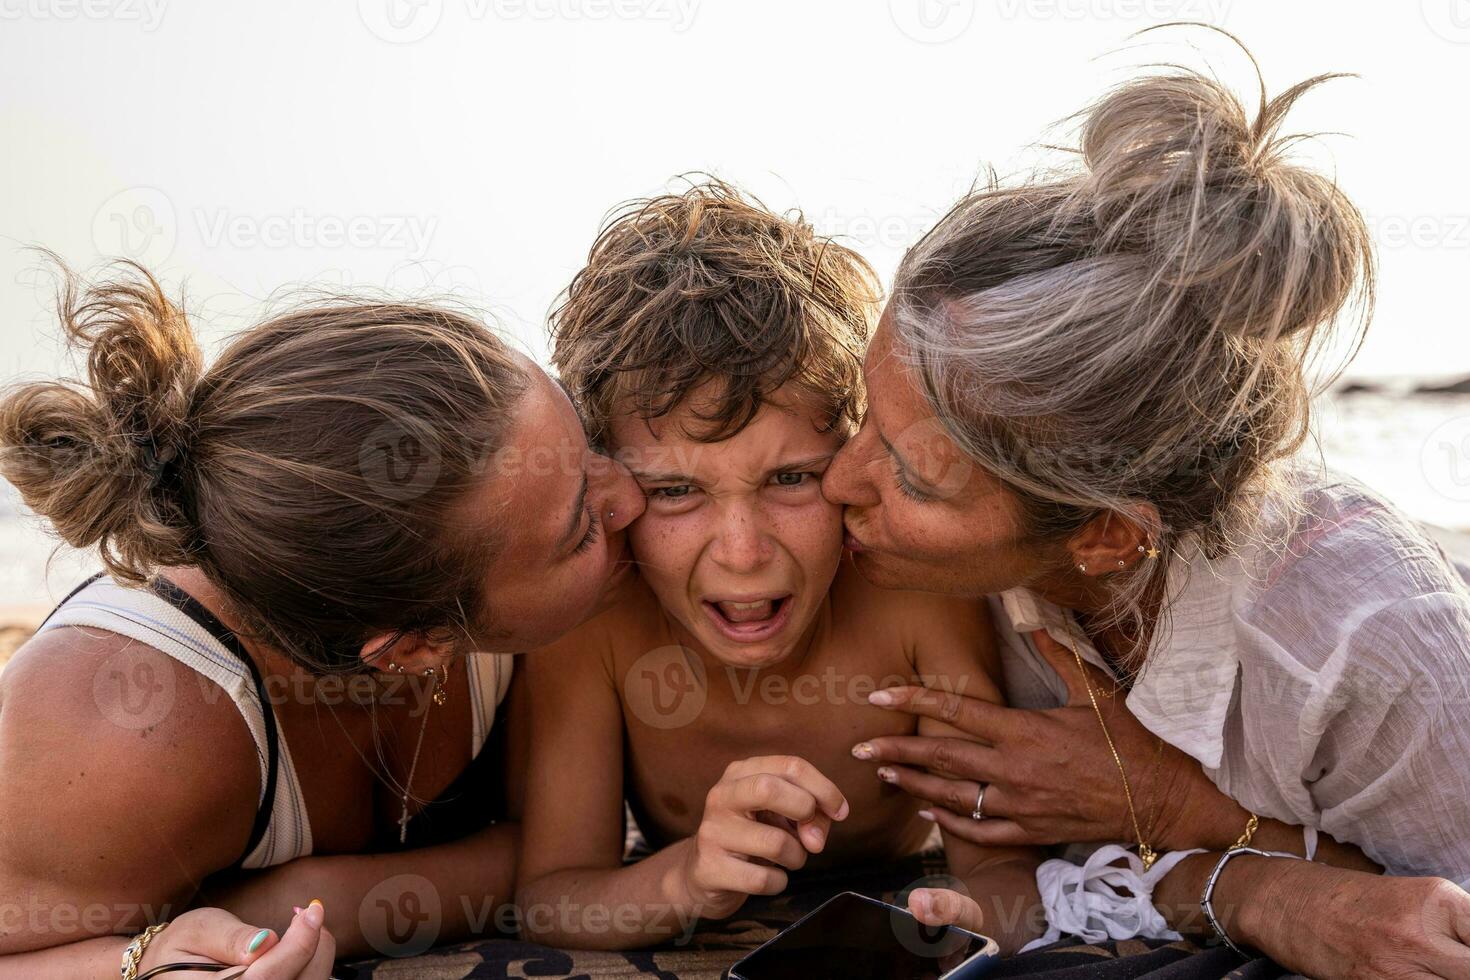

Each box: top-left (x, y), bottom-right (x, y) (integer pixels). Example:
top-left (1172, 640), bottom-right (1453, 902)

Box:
top-left (358, 629), bottom-right (457, 675)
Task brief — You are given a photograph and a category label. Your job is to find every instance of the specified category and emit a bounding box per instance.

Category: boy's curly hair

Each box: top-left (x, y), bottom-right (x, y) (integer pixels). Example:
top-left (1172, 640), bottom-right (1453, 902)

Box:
top-left (550, 179), bottom-right (880, 445)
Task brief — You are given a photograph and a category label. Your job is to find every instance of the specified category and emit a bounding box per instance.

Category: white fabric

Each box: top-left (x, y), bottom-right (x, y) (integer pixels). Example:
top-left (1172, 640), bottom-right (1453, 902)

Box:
top-left (990, 463), bottom-right (1470, 906)
top-left (38, 577), bottom-right (514, 869)
top-left (1020, 844), bottom-right (1205, 953)
top-left (38, 576), bottom-right (313, 869)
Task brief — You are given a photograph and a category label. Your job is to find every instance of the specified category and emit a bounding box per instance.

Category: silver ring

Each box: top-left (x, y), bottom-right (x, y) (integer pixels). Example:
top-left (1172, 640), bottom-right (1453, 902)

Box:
top-left (970, 783), bottom-right (987, 821)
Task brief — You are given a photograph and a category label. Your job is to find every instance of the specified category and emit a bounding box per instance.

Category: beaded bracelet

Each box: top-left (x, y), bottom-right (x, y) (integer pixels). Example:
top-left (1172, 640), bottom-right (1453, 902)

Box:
top-left (1199, 846), bottom-right (1301, 957)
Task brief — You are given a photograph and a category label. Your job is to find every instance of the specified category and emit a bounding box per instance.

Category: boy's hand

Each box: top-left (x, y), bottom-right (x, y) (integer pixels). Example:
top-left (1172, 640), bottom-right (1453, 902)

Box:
top-left (680, 756), bottom-right (849, 919)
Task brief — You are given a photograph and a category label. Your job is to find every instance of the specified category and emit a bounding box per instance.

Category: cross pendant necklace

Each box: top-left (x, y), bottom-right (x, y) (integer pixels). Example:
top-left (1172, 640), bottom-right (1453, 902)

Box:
top-left (397, 701), bottom-right (433, 844)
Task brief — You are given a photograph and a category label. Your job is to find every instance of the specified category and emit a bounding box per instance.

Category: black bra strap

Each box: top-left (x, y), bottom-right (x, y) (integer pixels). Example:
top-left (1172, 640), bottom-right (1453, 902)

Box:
top-left (146, 577), bottom-right (281, 870)
top-left (37, 571), bottom-right (107, 631)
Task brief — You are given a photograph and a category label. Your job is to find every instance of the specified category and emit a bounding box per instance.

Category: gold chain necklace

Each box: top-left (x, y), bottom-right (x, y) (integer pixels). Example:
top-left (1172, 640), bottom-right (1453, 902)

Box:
top-left (1060, 614), bottom-right (1159, 870)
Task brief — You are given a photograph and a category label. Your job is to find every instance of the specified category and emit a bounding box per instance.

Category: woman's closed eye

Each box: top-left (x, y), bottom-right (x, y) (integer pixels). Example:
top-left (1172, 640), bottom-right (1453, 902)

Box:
top-left (572, 509), bottom-right (601, 554)
top-left (892, 461), bottom-right (935, 503)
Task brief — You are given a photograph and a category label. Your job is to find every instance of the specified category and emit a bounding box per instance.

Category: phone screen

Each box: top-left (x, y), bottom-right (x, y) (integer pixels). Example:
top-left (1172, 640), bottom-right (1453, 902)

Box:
top-left (729, 893), bottom-right (995, 980)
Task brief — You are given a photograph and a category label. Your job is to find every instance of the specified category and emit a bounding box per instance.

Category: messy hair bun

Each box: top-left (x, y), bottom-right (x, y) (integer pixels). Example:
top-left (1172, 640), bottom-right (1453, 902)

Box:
top-left (890, 31), bottom-right (1375, 649)
top-left (2, 259), bottom-right (530, 672)
top-left (1, 260), bottom-right (203, 581)
top-left (1079, 68), bottom-right (1372, 345)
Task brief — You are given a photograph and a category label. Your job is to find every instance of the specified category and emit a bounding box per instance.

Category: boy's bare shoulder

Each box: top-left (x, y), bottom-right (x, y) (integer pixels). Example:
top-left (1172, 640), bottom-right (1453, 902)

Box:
top-left (828, 559), bottom-right (993, 645)
top-left (526, 575), bottom-right (668, 682)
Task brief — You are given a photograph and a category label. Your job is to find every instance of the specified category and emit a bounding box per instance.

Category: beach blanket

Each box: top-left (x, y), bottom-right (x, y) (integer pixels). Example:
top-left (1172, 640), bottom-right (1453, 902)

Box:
top-left (344, 848), bottom-right (1288, 979)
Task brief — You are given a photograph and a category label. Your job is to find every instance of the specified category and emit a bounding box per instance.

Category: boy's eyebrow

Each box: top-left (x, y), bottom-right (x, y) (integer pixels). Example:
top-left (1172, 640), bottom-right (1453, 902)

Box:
top-left (558, 474), bottom-right (590, 549)
top-left (629, 451), bottom-right (838, 484)
top-left (625, 463), bottom-right (702, 484)
top-left (770, 451), bottom-right (839, 473)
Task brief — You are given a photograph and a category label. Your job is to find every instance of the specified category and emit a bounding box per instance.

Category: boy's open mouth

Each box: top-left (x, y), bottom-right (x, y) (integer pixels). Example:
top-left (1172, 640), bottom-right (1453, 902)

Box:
top-left (701, 594), bottom-right (794, 644)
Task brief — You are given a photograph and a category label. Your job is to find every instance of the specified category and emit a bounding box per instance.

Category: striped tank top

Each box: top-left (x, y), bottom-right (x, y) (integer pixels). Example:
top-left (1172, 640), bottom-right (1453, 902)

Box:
top-left (37, 574), bottom-right (514, 870)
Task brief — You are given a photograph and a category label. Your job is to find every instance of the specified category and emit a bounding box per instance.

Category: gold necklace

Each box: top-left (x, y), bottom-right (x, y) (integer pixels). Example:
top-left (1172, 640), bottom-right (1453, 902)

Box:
top-left (1060, 614), bottom-right (1158, 870)
top-left (324, 663), bottom-right (450, 845)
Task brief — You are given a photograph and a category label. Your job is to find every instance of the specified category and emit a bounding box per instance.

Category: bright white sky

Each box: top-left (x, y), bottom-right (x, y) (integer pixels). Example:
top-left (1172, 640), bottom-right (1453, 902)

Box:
top-left (2, 0), bottom-right (1467, 383)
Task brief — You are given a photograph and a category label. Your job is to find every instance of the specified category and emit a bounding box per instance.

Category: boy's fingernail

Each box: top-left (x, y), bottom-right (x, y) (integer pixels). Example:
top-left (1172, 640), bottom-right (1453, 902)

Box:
top-left (877, 767), bottom-right (896, 783)
top-left (868, 690), bottom-right (895, 706)
top-left (246, 929), bottom-right (271, 954)
top-left (917, 809), bottom-right (936, 823)
top-left (806, 825), bottom-right (826, 849)
top-left (835, 799), bottom-right (850, 821)
top-left (303, 902), bottom-right (325, 927)
top-left (851, 743), bottom-right (874, 760)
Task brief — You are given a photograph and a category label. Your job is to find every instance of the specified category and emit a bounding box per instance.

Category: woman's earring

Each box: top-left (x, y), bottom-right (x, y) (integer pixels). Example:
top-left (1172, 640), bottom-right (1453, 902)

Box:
top-left (1077, 562), bottom-right (1087, 573)
top-left (1117, 559), bottom-right (1126, 568)
top-left (423, 666), bottom-right (448, 707)
top-left (607, 511), bottom-right (615, 520)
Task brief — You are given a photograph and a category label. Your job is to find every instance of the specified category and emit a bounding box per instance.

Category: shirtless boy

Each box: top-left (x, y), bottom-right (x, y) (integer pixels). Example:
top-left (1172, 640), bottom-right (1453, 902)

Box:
top-left (516, 181), bottom-right (1041, 953)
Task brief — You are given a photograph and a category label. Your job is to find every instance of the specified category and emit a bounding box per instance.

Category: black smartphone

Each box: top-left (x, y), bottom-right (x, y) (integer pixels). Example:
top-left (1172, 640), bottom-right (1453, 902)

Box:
top-left (726, 891), bottom-right (999, 980)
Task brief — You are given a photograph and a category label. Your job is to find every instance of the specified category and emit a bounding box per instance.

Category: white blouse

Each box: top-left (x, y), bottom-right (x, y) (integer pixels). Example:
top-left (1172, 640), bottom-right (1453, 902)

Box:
top-left (990, 463), bottom-right (1470, 886)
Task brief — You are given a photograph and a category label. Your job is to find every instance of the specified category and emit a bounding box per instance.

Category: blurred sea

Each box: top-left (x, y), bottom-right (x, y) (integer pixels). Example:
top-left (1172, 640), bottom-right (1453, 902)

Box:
top-left (2, 389), bottom-right (1468, 611)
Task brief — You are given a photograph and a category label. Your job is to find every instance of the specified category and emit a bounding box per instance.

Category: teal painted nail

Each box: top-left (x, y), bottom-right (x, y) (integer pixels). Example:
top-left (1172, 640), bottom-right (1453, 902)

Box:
top-left (247, 929), bottom-right (271, 954)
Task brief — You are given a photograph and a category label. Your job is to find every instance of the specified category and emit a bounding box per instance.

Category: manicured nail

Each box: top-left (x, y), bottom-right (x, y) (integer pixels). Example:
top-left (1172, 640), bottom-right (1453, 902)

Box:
top-left (302, 901), bottom-right (324, 927)
top-left (877, 766), bottom-right (896, 783)
top-left (292, 906), bottom-right (303, 916)
top-left (917, 809), bottom-right (936, 822)
top-left (868, 690), bottom-right (895, 706)
top-left (246, 929), bottom-right (271, 954)
top-left (851, 742), bottom-right (874, 760)
top-left (308, 899), bottom-right (323, 908)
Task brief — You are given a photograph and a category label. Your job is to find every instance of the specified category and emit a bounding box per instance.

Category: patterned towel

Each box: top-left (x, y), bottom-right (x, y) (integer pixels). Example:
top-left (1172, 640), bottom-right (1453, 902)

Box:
top-left (344, 845), bottom-right (1286, 979)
